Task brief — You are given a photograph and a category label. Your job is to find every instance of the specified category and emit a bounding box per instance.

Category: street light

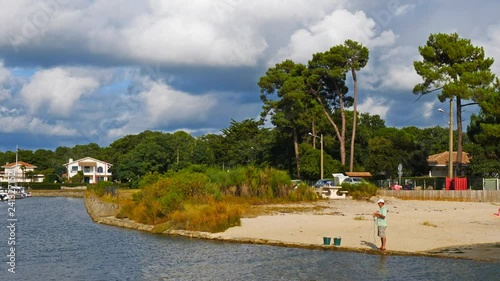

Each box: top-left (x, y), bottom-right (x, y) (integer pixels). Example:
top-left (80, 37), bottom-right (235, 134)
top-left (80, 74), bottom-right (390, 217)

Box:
top-left (309, 133), bottom-right (324, 179)
top-left (438, 98), bottom-right (454, 179)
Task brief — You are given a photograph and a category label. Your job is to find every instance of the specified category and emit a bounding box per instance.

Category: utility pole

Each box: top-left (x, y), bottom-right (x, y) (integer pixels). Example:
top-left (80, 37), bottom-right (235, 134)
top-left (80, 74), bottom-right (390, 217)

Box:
top-left (448, 98), bottom-right (453, 179)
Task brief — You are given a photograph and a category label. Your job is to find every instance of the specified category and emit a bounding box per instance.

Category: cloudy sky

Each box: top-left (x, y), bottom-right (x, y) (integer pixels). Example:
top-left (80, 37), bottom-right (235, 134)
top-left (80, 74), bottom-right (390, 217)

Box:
top-left (1, 0), bottom-right (499, 151)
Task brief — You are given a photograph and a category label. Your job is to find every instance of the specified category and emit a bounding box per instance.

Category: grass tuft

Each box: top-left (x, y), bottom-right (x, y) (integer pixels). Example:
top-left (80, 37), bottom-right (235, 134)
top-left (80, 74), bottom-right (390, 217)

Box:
top-left (421, 221), bottom-right (438, 227)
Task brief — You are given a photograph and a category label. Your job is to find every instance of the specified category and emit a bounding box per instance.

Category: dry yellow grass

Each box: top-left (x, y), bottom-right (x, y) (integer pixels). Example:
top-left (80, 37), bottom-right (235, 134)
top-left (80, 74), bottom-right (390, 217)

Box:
top-left (421, 221), bottom-right (438, 227)
top-left (116, 189), bottom-right (140, 199)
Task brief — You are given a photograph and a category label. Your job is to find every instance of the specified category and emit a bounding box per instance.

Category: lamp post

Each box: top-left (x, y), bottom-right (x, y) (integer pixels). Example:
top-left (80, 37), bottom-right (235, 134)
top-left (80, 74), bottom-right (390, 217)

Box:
top-left (438, 98), bottom-right (453, 179)
top-left (309, 133), bottom-right (324, 179)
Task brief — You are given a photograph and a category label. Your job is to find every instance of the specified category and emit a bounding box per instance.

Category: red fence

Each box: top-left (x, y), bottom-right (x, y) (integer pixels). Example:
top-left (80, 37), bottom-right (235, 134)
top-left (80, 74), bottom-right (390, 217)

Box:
top-left (445, 177), bottom-right (467, 190)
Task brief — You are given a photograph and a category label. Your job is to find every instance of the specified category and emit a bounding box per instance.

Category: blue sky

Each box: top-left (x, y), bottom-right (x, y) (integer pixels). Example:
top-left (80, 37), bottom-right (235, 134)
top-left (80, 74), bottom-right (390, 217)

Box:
top-left (0, 0), bottom-right (499, 151)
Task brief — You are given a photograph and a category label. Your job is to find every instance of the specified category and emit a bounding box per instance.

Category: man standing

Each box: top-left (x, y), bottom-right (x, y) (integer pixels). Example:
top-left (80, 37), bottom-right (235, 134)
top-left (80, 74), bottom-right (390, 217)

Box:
top-left (373, 198), bottom-right (387, 251)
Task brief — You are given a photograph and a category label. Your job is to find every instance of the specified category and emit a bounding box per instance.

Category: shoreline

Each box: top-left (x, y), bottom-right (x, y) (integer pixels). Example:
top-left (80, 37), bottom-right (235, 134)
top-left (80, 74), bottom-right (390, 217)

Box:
top-left (31, 189), bottom-right (85, 198)
top-left (82, 194), bottom-right (500, 262)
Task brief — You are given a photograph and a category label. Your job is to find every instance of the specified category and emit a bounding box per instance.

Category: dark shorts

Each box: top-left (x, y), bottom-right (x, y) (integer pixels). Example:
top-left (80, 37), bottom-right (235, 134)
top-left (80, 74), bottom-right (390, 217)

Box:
top-left (378, 226), bottom-right (387, 238)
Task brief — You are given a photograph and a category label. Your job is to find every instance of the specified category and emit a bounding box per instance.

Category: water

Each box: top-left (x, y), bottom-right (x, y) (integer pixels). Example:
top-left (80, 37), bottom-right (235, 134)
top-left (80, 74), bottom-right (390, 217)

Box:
top-left (0, 197), bottom-right (498, 281)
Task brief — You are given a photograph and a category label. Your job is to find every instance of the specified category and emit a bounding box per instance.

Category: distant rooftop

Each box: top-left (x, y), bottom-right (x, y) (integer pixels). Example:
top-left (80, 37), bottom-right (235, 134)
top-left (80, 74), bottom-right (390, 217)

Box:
top-left (345, 172), bottom-right (372, 178)
top-left (427, 151), bottom-right (470, 165)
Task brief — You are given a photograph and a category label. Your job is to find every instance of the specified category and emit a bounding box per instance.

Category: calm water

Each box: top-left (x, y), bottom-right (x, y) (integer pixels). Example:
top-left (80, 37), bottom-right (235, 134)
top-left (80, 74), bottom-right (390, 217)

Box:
top-left (0, 197), bottom-right (498, 281)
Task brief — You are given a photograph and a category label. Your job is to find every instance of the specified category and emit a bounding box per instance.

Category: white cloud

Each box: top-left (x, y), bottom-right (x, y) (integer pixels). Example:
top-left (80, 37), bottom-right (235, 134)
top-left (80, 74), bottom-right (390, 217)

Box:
top-left (118, 0), bottom-right (343, 66)
top-left (138, 80), bottom-right (217, 127)
top-left (0, 61), bottom-right (11, 103)
top-left (0, 115), bottom-right (77, 135)
top-left (120, 13), bottom-right (267, 66)
top-left (378, 65), bottom-right (421, 91)
top-left (0, 0), bottom-right (362, 67)
top-left (272, 9), bottom-right (396, 64)
top-left (0, 89), bottom-right (11, 102)
top-left (477, 24), bottom-right (500, 76)
top-left (422, 101), bottom-right (437, 119)
top-left (359, 46), bottom-right (421, 92)
top-left (0, 61), bottom-right (10, 84)
top-left (20, 68), bottom-right (99, 117)
top-left (26, 117), bottom-right (78, 135)
top-left (357, 96), bottom-right (392, 120)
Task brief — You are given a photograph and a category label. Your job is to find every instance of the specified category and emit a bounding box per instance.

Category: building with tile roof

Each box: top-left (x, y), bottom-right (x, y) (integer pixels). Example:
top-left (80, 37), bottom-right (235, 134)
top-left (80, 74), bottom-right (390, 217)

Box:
top-left (1, 161), bottom-right (45, 183)
top-left (427, 151), bottom-right (470, 177)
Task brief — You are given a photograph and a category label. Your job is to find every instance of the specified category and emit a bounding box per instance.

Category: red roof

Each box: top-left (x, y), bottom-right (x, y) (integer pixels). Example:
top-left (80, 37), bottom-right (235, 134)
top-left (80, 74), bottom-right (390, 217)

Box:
top-left (2, 161), bottom-right (37, 168)
top-left (427, 151), bottom-right (470, 166)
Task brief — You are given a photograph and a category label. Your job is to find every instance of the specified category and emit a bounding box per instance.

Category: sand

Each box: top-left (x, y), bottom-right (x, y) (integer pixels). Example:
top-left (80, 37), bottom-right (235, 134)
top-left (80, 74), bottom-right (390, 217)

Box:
top-left (214, 198), bottom-right (500, 258)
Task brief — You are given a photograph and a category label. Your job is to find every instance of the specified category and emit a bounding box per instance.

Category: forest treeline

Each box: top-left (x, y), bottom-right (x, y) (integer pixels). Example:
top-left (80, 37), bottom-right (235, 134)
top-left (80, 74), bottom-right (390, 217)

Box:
top-left (0, 115), bottom-right (496, 187)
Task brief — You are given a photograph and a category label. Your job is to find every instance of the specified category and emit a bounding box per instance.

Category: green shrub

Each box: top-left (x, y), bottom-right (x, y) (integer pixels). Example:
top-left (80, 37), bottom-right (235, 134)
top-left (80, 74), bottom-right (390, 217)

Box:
top-left (341, 182), bottom-right (378, 199)
top-left (158, 187), bottom-right (185, 214)
top-left (89, 181), bottom-right (114, 197)
top-left (122, 166), bottom-right (316, 228)
top-left (287, 184), bottom-right (318, 202)
top-left (138, 172), bottom-right (163, 189)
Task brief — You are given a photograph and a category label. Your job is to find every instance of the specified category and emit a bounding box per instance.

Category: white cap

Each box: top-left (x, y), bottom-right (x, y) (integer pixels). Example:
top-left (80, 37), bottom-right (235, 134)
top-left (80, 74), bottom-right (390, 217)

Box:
top-left (377, 198), bottom-right (385, 204)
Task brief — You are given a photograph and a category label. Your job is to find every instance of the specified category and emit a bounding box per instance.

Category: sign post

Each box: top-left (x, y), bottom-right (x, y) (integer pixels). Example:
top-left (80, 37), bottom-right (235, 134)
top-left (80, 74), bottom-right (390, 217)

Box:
top-left (397, 163), bottom-right (403, 185)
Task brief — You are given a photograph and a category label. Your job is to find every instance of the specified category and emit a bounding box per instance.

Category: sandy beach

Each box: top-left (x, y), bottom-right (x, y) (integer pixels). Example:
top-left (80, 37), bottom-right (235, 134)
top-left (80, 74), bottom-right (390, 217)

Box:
top-left (214, 198), bottom-right (500, 259)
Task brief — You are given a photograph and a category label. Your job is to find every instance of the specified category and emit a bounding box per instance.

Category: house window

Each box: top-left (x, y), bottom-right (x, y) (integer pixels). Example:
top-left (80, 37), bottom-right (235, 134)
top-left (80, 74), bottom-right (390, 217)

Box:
top-left (71, 166), bottom-right (78, 172)
top-left (83, 166), bottom-right (92, 173)
top-left (97, 167), bottom-right (103, 173)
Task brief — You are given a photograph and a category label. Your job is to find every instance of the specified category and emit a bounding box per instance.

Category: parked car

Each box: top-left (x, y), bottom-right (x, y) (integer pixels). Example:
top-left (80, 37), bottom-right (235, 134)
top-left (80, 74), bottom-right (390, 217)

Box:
top-left (291, 179), bottom-right (303, 189)
top-left (332, 173), bottom-right (349, 185)
top-left (343, 177), bottom-right (365, 185)
top-left (314, 179), bottom-right (335, 188)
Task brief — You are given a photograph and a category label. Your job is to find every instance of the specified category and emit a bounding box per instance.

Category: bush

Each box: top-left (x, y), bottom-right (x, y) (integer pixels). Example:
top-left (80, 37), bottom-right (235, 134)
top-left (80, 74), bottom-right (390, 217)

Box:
top-left (341, 182), bottom-right (378, 200)
top-left (168, 201), bottom-right (242, 232)
top-left (138, 172), bottom-right (163, 189)
top-left (158, 187), bottom-right (185, 215)
top-left (206, 166), bottom-right (295, 198)
top-left (89, 181), bottom-right (114, 197)
top-left (287, 184), bottom-right (318, 202)
top-left (120, 166), bottom-right (315, 228)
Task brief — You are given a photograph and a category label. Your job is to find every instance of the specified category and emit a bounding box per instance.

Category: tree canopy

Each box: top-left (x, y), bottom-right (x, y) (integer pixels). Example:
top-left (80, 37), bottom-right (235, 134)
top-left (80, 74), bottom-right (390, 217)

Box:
top-left (413, 32), bottom-right (495, 175)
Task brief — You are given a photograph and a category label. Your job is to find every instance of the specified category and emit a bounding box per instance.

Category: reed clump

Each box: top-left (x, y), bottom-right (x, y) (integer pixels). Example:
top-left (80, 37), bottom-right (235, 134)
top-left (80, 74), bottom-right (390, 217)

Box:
top-left (340, 182), bottom-right (378, 200)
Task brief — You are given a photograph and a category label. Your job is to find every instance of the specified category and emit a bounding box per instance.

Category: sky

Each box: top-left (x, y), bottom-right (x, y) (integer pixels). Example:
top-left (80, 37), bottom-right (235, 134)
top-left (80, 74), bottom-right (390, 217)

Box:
top-left (1, 0), bottom-right (500, 152)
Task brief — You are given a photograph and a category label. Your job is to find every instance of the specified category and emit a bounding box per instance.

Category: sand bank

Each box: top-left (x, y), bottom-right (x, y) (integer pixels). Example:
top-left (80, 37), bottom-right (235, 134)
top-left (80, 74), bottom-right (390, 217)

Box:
top-left (83, 195), bottom-right (500, 261)
top-left (212, 198), bottom-right (500, 260)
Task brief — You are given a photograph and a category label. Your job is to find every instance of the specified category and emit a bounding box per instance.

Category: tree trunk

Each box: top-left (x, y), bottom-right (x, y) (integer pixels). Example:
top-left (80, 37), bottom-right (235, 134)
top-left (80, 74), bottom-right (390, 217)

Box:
top-left (314, 95), bottom-right (345, 165)
top-left (312, 122), bottom-right (316, 149)
top-left (349, 68), bottom-right (358, 172)
top-left (293, 126), bottom-right (300, 179)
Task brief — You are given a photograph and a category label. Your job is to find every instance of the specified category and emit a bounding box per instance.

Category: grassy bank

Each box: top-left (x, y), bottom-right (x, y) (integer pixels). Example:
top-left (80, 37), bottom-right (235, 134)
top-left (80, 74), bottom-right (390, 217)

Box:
top-left (90, 167), bottom-right (318, 233)
top-left (31, 189), bottom-right (85, 197)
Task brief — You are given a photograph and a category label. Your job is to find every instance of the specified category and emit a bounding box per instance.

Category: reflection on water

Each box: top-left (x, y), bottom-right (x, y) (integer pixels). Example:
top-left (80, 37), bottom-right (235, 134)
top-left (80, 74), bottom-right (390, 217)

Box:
top-left (0, 197), bottom-right (498, 280)
top-left (377, 255), bottom-right (388, 277)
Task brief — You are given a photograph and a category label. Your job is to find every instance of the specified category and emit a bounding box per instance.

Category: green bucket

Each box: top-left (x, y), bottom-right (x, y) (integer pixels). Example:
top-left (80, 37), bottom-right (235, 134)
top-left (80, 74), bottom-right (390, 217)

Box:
top-left (333, 237), bottom-right (341, 247)
top-left (323, 237), bottom-right (331, 245)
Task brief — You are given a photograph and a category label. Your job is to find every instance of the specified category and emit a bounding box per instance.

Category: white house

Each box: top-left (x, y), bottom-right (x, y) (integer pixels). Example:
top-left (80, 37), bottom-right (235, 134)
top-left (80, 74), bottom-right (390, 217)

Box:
top-left (64, 157), bottom-right (112, 184)
top-left (1, 161), bottom-right (45, 183)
